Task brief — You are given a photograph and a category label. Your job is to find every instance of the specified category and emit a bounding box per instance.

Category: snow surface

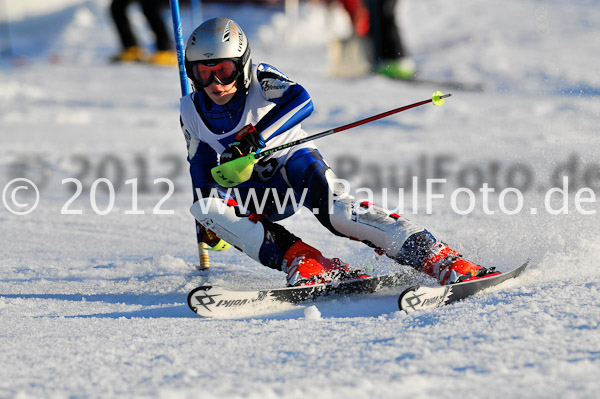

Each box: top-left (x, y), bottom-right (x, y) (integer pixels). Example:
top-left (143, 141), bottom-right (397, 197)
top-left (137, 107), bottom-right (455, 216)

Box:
top-left (1, 0), bottom-right (599, 398)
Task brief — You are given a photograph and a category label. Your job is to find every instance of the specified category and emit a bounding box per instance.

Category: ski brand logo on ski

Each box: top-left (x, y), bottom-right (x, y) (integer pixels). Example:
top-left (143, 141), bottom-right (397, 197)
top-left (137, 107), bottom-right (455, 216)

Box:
top-left (401, 286), bottom-right (452, 311)
top-left (192, 289), bottom-right (221, 312)
top-left (215, 291), bottom-right (269, 309)
top-left (189, 286), bottom-right (273, 315)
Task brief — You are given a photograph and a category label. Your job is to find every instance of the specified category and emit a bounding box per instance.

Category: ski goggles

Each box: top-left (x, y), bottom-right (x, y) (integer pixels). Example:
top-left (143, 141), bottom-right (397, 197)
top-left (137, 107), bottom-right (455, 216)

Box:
top-left (191, 60), bottom-right (239, 87)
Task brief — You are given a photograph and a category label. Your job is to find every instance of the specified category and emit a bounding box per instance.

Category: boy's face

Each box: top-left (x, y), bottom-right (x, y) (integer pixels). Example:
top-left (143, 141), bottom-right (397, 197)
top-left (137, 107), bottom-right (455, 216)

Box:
top-left (203, 80), bottom-right (238, 105)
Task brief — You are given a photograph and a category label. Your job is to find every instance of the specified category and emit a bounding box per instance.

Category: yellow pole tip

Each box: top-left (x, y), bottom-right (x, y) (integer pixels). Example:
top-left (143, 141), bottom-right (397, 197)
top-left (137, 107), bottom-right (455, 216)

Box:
top-left (432, 90), bottom-right (445, 106)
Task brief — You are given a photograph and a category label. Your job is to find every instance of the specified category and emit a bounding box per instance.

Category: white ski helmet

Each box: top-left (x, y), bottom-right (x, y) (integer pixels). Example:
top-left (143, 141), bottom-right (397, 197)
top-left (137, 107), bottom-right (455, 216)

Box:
top-left (185, 18), bottom-right (252, 92)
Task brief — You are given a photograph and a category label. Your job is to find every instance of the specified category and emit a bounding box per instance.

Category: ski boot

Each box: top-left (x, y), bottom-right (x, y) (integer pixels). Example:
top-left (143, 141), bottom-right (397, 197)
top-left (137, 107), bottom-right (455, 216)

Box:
top-left (421, 243), bottom-right (500, 285)
top-left (281, 241), bottom-right (370, 287)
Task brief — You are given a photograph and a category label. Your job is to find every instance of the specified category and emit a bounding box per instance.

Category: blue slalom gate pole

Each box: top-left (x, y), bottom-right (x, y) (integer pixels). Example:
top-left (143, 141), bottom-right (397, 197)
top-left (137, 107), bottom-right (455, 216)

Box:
top-left (169, 0), bottom-right (190, 96)
top-left (169, 0), bottom-right (210, 269)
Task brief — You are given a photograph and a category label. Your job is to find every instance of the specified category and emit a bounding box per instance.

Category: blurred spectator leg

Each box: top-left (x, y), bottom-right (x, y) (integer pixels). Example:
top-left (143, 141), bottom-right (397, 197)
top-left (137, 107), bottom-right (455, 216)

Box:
top-left (371, 0), bottom-right (415, 79)
top-left (141, 0), bottom-right (177, 66)
top-left (328, 0), bottom-right (373, 77)
top-left (110, 0), bottom-right (146, 62)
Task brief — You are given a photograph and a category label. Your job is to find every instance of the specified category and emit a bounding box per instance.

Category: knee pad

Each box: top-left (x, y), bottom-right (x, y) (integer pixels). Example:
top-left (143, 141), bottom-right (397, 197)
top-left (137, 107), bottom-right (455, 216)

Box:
top-left (190, 198), bottom-right (301, 269)
top-left (329, 197), bottom-right (424, 259)
top-left (190, 197), bottom-right (264, 262)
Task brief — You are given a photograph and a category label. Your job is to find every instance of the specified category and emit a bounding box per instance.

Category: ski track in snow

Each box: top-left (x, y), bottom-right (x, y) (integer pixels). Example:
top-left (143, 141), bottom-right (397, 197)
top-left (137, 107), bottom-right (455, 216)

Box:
top-left (0, 1), bottom-right (599, 398)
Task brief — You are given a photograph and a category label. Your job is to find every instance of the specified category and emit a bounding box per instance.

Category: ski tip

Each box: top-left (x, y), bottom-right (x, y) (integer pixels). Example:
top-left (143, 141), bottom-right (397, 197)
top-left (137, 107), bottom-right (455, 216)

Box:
top-left (397, 285), bottom-right (421, 312)
top-left (191, 285), bottom-right (213, 292)
top-left (187, 285), bottom-right (213, 308)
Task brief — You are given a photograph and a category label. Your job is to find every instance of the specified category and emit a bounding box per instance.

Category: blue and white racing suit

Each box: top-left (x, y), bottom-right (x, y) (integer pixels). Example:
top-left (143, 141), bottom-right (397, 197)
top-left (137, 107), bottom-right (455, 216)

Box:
top-left (181, 63), bottom-right (436, 270)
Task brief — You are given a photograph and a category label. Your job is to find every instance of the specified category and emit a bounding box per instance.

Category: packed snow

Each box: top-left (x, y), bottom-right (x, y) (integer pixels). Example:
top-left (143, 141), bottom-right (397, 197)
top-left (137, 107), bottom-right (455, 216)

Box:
top-left (0, 0), bottom-right (599, 398)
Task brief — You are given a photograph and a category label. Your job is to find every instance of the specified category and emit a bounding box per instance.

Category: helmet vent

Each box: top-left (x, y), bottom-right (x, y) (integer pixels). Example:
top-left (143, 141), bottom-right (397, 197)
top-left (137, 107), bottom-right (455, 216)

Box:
top-left (222, 20), bottom-right (233, 42)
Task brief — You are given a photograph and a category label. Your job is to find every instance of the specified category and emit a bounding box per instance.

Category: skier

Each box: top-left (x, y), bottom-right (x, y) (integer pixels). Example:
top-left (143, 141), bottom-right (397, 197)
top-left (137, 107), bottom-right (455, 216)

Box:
top-left (181, 17), bottom-right (495, 287)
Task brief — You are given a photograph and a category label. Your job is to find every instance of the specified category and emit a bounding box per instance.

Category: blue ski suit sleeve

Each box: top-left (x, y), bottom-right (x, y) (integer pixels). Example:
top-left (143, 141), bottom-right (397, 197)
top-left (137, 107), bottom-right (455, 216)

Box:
top-left (180, 117), bottom-right (218, 198)
top-left (189, 143), bottom-right (218, 199)
top-left (254, 63), bottom-right (314, 142)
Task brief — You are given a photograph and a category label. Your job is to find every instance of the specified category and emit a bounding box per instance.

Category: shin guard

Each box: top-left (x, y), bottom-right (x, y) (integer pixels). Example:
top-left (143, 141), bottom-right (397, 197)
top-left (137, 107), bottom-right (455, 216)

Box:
top-left (329, 197), bottom-right (425, 260)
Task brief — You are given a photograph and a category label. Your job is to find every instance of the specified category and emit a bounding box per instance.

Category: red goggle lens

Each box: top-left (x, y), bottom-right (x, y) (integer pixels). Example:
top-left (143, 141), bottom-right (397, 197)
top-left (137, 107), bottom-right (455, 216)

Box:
top-left (192, 60), bottom-right (238, 87)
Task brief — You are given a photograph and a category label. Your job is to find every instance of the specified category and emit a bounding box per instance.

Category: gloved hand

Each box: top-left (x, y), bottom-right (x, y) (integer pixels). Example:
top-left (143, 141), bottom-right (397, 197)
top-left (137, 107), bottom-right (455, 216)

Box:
top-left (220, 124), bottom-right (265, 164)
top-left (199, 224), bottom-right (231, 251)
top-left (199, 224), bottom-right (219, 246)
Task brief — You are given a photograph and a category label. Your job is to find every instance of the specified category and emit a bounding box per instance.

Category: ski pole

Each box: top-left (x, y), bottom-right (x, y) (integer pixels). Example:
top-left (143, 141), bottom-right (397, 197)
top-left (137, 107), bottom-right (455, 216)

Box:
top-left (212, 91), bottom-right (451, 187)
top-left (169, 0), bottom-right (210, 270)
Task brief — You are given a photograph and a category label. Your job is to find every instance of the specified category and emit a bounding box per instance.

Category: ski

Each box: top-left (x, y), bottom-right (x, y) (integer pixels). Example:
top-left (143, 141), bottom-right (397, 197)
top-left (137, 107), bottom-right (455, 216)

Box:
top-left (398, 261), bottom-right (529, 312)
top-left (187, 270), bottom-right (413, 318)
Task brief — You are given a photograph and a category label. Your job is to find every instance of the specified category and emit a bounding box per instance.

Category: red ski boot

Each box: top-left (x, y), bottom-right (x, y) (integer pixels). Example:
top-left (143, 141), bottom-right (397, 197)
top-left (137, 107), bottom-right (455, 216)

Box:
top-left (281, 241), bottom-right (370, 287)
top-left (421, 243), bottom-right (500, 285)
